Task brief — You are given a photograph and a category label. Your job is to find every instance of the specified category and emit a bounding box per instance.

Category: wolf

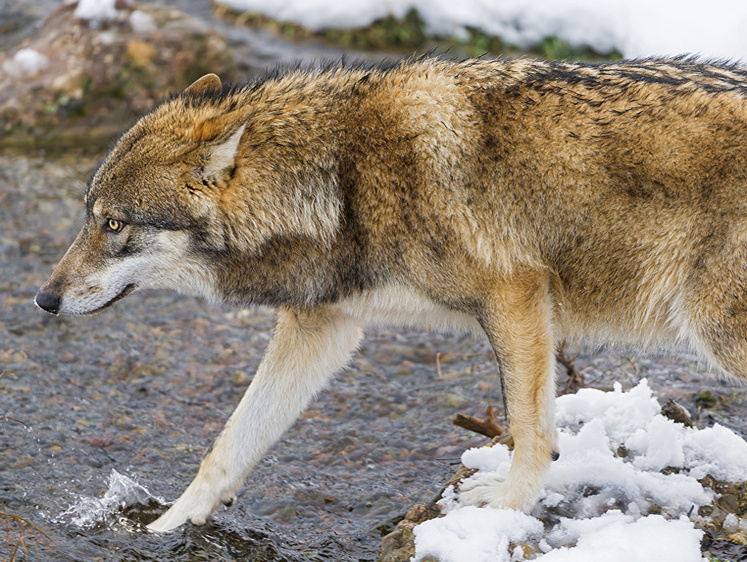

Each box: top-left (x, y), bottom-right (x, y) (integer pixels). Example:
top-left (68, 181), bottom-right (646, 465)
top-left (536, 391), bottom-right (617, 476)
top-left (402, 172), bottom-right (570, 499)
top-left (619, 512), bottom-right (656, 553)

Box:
top-left (35, 55), bottom-right (747, 531)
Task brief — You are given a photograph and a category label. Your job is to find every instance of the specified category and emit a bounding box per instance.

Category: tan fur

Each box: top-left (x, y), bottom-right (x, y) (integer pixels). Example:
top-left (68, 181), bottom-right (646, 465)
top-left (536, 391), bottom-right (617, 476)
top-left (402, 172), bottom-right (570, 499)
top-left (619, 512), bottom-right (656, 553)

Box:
top-left (35, 56), bottom-right (747, 530)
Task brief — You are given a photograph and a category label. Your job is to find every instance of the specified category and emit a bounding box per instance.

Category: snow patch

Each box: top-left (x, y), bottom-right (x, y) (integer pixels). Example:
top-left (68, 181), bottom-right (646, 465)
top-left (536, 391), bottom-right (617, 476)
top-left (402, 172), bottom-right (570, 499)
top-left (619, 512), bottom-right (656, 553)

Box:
top-left (219, 0), bottom-right (747, 60)
top-left (538, 513), bottom-right (704, 562)
top-left (413, 506), bottom-right (543, 562)
top-left (129, 10), bottom-right (157, 34)
top-left (2, 48), bottom-right (49, 78)
top-left (73, 0), bottom-right (119, 24)
top-left (414, 381), bottom-right (740, 560)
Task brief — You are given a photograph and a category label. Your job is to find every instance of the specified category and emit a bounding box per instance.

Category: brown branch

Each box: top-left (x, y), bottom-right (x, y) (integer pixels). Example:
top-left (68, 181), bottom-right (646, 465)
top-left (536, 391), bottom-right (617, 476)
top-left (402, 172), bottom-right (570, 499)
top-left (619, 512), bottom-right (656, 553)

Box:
top-left (557, 341), bottom-right (585, 395)
top-left (453, 405), bottom-right (504, 438)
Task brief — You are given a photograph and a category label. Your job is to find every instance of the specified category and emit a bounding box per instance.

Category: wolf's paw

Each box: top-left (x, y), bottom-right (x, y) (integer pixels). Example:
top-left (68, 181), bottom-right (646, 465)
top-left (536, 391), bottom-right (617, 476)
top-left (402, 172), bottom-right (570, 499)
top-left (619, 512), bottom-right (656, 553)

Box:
top-left (222, 495), bottom-right (236, 508)
top-left (146, 490), bottom-right (228, 532)
top-left (146, 500), bottom-right (211, 533)
top-left (146, 505), bottom-right (192, 533)
top-left (458, 475), bottom-right (536, 512)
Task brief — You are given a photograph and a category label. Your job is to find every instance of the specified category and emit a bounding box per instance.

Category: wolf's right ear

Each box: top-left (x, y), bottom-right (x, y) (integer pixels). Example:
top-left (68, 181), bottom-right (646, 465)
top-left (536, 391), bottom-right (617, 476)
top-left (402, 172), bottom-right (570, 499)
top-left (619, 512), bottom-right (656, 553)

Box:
top-left (191, 106), bottom-right (252, 145)
top-left (183, 74), bottom-right (222, 97)
top-left (191, 106), bottom-right (252, 180)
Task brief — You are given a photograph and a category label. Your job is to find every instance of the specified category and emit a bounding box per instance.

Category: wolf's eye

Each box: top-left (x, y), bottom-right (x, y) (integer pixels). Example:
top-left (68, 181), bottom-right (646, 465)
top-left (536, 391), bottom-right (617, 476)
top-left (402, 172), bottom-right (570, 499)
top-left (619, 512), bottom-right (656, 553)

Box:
top-left (105, 219), bottom-right (125, 233)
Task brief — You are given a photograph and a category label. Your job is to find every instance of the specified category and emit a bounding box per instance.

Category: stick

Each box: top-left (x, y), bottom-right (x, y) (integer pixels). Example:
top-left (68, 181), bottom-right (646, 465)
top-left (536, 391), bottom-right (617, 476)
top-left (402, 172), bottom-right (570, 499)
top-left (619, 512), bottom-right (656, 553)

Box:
top-left (557, 341), bottom-right (585, 395)
top-left (453, 405), bottom-right (504, 438)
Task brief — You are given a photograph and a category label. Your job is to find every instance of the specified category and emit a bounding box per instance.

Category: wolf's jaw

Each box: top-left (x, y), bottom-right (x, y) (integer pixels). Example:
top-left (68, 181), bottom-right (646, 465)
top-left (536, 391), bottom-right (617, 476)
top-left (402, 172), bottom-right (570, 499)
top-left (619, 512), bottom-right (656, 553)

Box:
top-left (54, 283), bottom-right (139, 315)
top-left (90, 283), bottom-right (138, 314)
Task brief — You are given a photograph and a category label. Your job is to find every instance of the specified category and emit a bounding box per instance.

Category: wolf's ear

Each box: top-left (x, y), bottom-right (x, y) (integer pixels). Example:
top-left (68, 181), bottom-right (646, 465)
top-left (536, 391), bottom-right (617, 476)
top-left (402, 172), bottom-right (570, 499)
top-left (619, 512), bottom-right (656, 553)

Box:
top-left (191, 106), bottom-right (252, 179)
top-left (183, 73), bottom-right (222, 97)
top-left (191, 106), bottom-right (252, 144)
top-left (201, 123), bottom-right (246, 178)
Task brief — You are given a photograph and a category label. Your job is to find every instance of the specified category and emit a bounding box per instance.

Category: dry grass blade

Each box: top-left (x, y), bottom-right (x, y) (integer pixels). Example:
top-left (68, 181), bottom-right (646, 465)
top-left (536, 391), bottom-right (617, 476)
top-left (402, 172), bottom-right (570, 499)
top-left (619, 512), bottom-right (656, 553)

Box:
top-left (0, 414), bottom-right (28, 427)
top-left (0, 505), bottom-right (52, 561)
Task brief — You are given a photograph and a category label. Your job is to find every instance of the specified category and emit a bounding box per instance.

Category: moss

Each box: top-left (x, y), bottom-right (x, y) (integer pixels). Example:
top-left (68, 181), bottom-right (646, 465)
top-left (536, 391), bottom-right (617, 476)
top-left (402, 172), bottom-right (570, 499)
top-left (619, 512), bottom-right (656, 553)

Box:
top-left (459, 27), bottom-right (504, 57)
top-left (534, 35), bottom-right (623, 61)
top-left (322, 8), bottom-right (428, 51)
top-left (697, 390), bottom-right (718, 408)
top-left (217, 5), bottom-right (622, 61)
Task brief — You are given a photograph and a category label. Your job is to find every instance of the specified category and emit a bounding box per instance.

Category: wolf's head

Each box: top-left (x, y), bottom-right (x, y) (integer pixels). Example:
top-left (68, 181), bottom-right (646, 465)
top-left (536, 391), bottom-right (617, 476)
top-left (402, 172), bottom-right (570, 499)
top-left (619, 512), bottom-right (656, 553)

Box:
top-left (35, 74), bottom-right (254, 315)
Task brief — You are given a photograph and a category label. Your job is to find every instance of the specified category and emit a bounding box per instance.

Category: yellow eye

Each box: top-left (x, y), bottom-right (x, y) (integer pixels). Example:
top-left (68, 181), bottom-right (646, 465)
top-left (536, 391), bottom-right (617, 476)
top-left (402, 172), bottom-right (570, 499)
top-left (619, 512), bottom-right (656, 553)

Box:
top-left (106, 219), bottom-right (125, 233)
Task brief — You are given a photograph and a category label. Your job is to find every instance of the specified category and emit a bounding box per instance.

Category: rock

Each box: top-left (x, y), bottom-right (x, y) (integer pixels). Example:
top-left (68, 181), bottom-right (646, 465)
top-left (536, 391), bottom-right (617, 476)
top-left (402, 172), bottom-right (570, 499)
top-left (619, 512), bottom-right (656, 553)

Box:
top-left (51, 69), bottom-right (87, 100)
top-left (378, 507), bottom-right (443, 561)
top-left (378, 520), bottom-right (416, 562)
top-left (0, 349), bottom-right (28, 364)
top-left (661, 398), bottom-right (695, 428)
top-left (0, 1), bottom-right (237, 150)
top-left (126, 39), bottom-right (157, 67)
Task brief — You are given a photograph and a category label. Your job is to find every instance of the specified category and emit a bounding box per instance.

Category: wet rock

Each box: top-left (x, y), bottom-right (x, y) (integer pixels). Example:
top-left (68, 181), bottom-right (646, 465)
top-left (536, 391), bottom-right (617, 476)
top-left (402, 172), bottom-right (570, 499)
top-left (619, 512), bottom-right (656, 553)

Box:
top-left (378, 503), bottom-right (442, 562)
top-left (377, 466), bottom-right (477, 561)
top-left (661, 398), bottom-right (695, 428)
top-left (701, 538), bottom-right (747, 561)
top-left (0, 1), bottom-right (236, 151)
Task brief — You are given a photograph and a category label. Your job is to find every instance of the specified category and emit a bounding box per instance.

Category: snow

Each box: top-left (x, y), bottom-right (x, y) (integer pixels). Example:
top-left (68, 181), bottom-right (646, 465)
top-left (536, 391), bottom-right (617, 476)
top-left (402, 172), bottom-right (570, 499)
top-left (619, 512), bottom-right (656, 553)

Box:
top-left (2, 48), bottom-right (49, 78)
top-left (219, 0), bottom-right (747, 60)
top-left (129, 10), bottom-right (157, 34)
top-left (537, 513), bottom-right (704, 562)
top-left (412, 381), bottom-right (747, 561)
top-left (66, 1), bottom-right (154, 31)
top-left (413, 506), bottom-right (543, 562)
top-left (73, 0), bottom-right (118, 23)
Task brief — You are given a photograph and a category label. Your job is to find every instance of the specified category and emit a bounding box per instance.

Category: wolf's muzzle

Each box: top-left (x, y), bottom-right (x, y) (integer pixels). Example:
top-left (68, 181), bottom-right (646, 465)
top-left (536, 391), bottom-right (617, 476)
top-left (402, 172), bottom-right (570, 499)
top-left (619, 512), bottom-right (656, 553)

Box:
top-left (34, 290), bottom-right (61, 315)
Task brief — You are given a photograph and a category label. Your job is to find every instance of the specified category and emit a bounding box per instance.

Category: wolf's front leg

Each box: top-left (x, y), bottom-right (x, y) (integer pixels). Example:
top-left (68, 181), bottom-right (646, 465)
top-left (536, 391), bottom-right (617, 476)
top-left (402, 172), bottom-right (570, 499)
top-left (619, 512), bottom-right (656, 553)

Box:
top-left (147, 307), bottom-right (363, 532)
top-left (459, 270), bottom-right (557, 512)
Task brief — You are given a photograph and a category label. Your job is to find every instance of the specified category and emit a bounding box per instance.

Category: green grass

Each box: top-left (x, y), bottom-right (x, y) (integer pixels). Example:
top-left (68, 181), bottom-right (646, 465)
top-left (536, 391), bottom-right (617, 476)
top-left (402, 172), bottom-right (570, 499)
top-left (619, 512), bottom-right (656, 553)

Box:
top-left (216, 5), bottom-right (623, 61)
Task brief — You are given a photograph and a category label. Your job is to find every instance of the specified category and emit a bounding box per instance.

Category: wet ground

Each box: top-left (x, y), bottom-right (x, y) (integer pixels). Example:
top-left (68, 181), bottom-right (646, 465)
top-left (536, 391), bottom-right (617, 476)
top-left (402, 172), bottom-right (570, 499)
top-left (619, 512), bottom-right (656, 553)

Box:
top-left (2, 155), bottom-right (746, 562)
top-left (3, 2), bottom-right (747, 561)
top-left (0, 152), bottom-right (512, 560)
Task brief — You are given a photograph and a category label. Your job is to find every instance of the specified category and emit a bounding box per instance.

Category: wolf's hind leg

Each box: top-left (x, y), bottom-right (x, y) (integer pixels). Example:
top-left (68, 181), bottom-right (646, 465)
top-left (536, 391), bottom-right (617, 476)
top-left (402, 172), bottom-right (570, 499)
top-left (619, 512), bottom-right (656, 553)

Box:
top-left (147, 307), bottom-right (362, 532)
top-left (680, 239), bottom-right (747, 382)
top-left (459, 269), bottom-right (557, 512)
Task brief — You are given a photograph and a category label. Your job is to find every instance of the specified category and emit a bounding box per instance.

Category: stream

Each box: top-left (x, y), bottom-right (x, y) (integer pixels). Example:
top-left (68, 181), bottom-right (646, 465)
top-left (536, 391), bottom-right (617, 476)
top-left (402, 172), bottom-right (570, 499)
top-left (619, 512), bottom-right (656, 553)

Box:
top-left (2, 3), bottom-right (747, 561)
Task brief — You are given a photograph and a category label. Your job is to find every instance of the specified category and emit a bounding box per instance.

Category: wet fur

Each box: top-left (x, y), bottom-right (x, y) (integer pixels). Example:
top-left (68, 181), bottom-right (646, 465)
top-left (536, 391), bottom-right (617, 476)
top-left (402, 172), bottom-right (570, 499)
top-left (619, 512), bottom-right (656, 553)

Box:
top-left (36, 56), bottom-right (747, 530)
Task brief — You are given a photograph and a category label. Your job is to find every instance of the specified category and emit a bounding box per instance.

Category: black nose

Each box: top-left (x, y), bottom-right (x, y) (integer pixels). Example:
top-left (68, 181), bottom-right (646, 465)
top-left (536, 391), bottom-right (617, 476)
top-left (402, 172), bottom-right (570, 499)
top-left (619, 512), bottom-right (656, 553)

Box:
top-left (35, 291), bottom-right (61, 314)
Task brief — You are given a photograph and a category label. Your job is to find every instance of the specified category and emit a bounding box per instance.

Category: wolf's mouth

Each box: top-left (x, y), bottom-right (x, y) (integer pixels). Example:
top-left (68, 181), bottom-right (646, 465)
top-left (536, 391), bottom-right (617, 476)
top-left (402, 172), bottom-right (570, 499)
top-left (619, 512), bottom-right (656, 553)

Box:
top-left (95, 283), bottom-right (138, 313)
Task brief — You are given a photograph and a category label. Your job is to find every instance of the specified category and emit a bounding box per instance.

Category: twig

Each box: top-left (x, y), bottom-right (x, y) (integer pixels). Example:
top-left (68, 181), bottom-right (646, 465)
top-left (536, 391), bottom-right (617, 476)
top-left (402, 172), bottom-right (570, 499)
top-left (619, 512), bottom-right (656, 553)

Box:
top-left (0, 373), bottom-right (28, 428)
top-left (1, 416), bottom-right (27, 427)
top-left (453, 405), bottom-right (504, 438)
top-left (557, 341), bottom-right (585, 395)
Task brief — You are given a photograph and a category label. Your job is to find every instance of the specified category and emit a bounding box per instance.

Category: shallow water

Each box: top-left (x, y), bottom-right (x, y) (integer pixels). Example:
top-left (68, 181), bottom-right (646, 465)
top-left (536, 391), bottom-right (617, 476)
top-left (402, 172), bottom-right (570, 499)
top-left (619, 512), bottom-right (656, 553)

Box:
top-left (2, 151), bottom-right (746, 561)
top-left (3, 3), bottom-right (747, 559)
top-left (0, 153), bottom-right (498, 560)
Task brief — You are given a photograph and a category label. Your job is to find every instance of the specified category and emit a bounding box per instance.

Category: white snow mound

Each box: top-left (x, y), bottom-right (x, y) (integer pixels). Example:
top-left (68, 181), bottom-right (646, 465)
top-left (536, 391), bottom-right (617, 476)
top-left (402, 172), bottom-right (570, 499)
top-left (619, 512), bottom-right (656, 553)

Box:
top-left (414, 380), bottom-right (745, 560)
